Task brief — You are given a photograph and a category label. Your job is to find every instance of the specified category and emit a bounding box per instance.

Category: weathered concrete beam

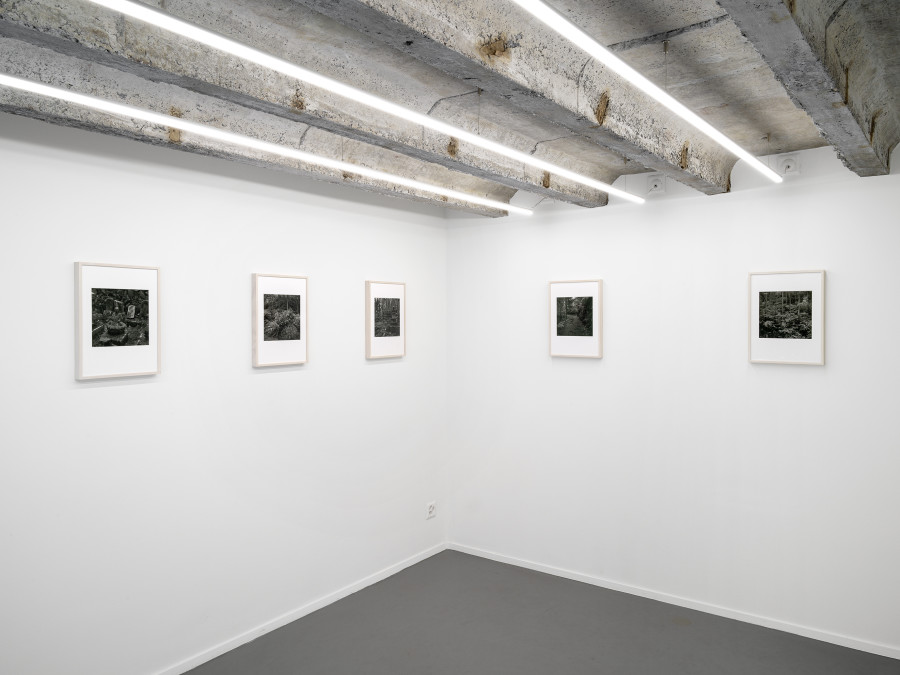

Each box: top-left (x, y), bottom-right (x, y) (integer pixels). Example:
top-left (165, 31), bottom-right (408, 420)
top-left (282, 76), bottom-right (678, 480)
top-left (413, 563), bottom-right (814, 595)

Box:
top-left (291, 0), bottom-right (741, 194)
top-left (0, 36), bottom-right (515, 216)
top-left (0, 0), bottom-right (611, 207)
top-left (717, 0), bottom-right (892, 175)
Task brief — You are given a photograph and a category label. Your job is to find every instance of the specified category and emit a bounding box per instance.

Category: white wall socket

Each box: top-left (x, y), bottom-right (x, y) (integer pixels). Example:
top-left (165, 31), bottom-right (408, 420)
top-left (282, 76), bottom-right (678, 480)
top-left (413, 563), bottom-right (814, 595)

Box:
top-left (426, 501), bottom-right (436, 520)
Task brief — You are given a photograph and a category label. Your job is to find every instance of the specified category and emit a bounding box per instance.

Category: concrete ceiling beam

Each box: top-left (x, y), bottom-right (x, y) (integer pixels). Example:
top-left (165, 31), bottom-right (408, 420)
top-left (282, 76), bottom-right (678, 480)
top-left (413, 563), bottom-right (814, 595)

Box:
top-left (0, 35), bottom-right (514, 216)
top-left (0, 0), bottom-right (612, 208)
top-left (291, 0), bottom-right (742, 195)
top-left (717, 0), bottom-right (893, 175)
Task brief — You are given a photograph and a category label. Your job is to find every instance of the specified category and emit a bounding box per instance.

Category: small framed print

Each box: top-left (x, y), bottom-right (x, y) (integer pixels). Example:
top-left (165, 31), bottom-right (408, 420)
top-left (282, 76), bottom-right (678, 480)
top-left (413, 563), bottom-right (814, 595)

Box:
top-left (254, 274), bottom-right (308, 367)
top-left (76, 262), bottom-right (160, 380)
top-left (749, 271), bottom-right (825, 365)
top-left (550, 280), bottom-right (603, 358)
top-left (366, 281), bottom-right (405, 359)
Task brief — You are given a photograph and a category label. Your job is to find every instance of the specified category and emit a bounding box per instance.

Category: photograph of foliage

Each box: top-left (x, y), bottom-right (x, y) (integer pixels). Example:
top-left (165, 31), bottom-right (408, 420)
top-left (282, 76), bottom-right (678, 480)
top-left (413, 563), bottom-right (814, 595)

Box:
top-left (264, 294), bottom-right (303, 341)
top-left (759, 290), bottom-right (813, 339)
top-left (91, 288), bottom-right (150, 347)
top-left (556, 296), bottom-right (593, 336)
top-left (373, 297), bottom-right (401, 337)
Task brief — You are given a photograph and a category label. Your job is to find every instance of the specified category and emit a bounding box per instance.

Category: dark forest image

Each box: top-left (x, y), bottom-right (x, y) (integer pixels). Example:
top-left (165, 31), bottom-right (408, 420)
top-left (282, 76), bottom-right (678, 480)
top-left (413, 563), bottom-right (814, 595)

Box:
top-left (374, 297), bottom-right (401, 337)
top-left (557, 297), bottom-right (593, 336)
top-left (759, 290), bottom-right (813, 339)
top-left (264, 294), bottom-right (303, 341)
top-left (91, 288), bottom-right (150, 347)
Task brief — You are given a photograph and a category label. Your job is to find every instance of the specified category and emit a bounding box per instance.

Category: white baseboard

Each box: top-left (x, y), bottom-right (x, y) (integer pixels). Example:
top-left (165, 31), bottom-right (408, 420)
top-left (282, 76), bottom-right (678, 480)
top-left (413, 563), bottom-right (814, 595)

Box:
top-left (447, 542), bottom-right (900, 661)
top-left (153, 543), bottom-right (446, 675)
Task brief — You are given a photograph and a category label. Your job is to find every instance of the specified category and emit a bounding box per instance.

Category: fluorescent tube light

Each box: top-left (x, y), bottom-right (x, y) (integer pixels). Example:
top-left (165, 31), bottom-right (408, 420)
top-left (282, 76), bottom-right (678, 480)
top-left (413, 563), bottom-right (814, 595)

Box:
top-left (0, 74), bottom-right (533, 216)
top-left (507, 0), bottom-right (783, 184)
top-left (83, 0), bottom-right (644, 204)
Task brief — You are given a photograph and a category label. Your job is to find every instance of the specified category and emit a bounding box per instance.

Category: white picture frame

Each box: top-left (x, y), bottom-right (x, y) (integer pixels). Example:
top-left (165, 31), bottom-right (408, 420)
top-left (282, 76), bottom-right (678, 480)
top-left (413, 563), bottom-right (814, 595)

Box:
top-left (749, 270), bottom-right (825, 365)
top-left (550, 280), bottom-right (603, 358)
top-left (253, 274), bottom-right (308, 367)
top-left (76, 262), bottom-right (160, 380)
top-left (366, 281), bottom-right (405, 359)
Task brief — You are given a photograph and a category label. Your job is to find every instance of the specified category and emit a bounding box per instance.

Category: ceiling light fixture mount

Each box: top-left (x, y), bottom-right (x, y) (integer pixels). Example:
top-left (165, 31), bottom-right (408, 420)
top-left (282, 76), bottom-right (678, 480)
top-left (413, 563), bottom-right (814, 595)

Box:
top-left (0, 73), bottom-right (533, 216)
top-left (83, 0), bottom-right (644, 205)
top-left (507, 0), bottom-right (783, 184)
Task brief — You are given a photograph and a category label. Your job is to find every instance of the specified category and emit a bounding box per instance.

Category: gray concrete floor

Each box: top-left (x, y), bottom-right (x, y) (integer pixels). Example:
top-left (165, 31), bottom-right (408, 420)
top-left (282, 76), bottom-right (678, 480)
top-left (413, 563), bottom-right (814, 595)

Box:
top-left (187, 550), bottom-right (900, 674)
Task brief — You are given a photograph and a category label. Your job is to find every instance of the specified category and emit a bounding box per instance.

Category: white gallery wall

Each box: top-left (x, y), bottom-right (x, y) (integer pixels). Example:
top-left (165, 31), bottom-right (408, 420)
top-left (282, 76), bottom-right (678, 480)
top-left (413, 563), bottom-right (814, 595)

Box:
top-left (445, 148), bottom-right (900, 657)
top-left (1, 109), bottom-right (899, 675)
top-left (0, 114), bottom-right (449, 675)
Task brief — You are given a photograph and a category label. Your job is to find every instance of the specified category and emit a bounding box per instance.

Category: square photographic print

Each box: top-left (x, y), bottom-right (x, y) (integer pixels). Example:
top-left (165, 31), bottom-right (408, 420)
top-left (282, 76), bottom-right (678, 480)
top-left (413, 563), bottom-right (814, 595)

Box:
top-left (550, 280), bottom-right (602, 358)
top-left (556, 297), bottom-right (593, 337)
top-left (749, 271), bottom-right (825, 365)
top-left (366, 281), bottom-right (405, 359)
top-left (254, 275), bottom-right (308, 367)
top-left (758, 291), bottom-right (812, 339)
top-left (91, 288), bottom-right (151, 347)
top-left (76, 263), bottom-right (160, 380)
top-left (263, 294), bottom-right (303, 341)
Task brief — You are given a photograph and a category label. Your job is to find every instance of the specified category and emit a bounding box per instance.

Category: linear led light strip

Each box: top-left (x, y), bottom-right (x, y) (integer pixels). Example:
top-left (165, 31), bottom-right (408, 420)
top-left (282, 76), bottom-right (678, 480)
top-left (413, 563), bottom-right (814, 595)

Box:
top-left (84, 0), bottom-right (643, 205)
top-left (508, 0), bottom-right (782, 184)
top-left (0, 74), bottom-right (533, 216)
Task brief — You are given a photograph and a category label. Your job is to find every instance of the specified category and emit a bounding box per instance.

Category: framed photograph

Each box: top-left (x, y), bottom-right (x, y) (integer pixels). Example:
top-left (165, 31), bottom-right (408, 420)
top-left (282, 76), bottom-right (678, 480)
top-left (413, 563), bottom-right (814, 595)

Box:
top-left (749, 271), bottom-right (825, 365)
top-left (550, 280), bottom-right (603, 358)
top-left (253, 274), bottom-right (308, 367)
top-left (366, 281), bottom-right (405, 359)
top-left (76, 262), bottom-right (160, 380)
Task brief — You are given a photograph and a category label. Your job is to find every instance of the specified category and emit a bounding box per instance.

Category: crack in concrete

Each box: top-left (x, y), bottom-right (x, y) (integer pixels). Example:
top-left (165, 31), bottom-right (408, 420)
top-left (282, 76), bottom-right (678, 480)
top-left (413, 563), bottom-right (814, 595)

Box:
top-left (425, 88), bottom-right (480, 117)
top-left (529, 135), bottom-right (572, 155)
top-left (606, 14), bottom-right (729, 53)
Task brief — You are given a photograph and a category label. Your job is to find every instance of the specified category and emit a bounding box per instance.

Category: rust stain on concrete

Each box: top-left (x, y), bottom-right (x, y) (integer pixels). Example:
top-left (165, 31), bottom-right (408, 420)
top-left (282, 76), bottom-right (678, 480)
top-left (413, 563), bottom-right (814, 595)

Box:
top-left (478, 34), bottom-right (515, 62)
top-left (595, 91), bottom-right (610, 126)
top-left (290, 90), bottom-right (306, 113)
top-left (167, 106), bottom-right (183, 144)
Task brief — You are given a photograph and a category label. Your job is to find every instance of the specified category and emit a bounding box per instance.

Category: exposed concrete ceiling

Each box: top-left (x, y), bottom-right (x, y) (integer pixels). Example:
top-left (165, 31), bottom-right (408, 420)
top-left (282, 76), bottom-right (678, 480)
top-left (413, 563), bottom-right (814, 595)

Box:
top-left (0, 0), bottom-right (896, 216)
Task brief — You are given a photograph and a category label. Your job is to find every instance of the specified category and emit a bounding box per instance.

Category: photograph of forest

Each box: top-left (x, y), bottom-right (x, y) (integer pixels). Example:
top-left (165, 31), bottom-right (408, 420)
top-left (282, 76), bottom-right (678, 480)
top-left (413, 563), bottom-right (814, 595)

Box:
top-left (374, 297), bottom-right (401, 337)
top-left (91, 288), bottom-right (150, 347)
top-left (759, 290), bottom-right (813, 339)
top-left (264, 294), bottom-right (302, 341)
top-left (556, 296), bottom-right (593, 336)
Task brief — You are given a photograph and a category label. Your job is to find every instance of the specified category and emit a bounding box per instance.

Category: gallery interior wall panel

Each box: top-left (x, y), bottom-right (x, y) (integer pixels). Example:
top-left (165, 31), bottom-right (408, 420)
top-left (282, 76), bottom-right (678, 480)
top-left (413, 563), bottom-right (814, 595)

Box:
top-left (444, 147), bottom-right (900, 655)
top-left (2, 107), bottom-right (900, 675)
top-left (0, 113), bottom-right (449, 675)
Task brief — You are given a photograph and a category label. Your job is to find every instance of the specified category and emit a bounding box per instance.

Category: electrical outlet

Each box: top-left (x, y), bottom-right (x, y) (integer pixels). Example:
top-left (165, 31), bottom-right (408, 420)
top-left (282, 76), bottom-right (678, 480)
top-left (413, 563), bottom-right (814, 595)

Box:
top-left (426, 501), bottom-right (436, 520)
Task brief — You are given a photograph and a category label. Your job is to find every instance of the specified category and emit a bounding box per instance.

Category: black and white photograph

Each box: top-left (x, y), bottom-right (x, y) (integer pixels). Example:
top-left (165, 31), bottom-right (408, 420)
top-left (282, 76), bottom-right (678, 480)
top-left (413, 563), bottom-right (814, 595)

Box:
top-left (91, 288), bottom-right (150, 347)
top-left (76, 262), bottom-right (160, 380)
top-left (264, 294), bottom-right (303, 341)
top-left (366, 281), bottom-right (405, 359)
top-left (254, 274), bottom-right (308, 367)
top-left (758, 291), bottom-right (812, 339)
top-left (373, 297), bottom-right (401, 337)
top-left (749, 271), bottom-right (825, 365)
top-left (556, 296), bottom-right (593, 337)
top-left (549, 280), bottom-right (603, 358)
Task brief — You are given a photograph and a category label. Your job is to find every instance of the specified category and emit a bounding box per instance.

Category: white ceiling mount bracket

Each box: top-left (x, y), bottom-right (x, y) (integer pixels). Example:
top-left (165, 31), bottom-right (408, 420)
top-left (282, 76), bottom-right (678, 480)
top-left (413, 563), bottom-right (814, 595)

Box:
top-left (778, 155), bottom-right (801, 176)
top-left (646, 174), bottom-right (666, 195)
